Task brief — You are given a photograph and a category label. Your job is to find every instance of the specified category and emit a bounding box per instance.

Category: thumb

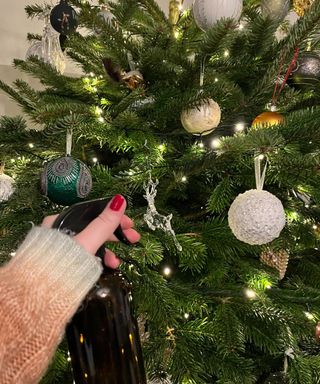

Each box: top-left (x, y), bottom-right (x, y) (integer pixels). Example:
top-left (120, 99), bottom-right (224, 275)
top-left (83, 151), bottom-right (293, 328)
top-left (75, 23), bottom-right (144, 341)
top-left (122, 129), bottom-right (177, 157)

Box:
top-left (75, 195), bottom-right (126, 255)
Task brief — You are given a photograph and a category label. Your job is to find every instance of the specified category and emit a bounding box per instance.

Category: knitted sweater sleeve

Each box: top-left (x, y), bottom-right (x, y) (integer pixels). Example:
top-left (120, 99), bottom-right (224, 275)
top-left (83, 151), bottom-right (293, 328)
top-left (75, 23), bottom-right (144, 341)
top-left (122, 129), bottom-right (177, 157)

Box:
top-left (0, 226), bottom-right (103, 384)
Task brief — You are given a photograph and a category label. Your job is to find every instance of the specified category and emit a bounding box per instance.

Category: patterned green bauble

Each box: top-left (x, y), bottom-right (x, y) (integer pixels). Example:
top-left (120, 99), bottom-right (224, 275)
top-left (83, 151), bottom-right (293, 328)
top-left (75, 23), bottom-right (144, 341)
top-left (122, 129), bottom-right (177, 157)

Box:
top-left (41, 156), bottom-right (92, 206)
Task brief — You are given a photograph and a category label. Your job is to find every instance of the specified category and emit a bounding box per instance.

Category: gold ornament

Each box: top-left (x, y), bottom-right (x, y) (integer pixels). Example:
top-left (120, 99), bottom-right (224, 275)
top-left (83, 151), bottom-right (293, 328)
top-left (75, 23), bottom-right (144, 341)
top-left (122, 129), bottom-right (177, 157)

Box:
top-left (122, 70), bottom-right (144, 90)
top-left (260, 249), bottom-right (289, 280)
top-left (169, 0), bottom-right (182, 26)
top-left (293, 0), bottom-right (314, 16)
top-left (251, 111), bottom-right (284, 129)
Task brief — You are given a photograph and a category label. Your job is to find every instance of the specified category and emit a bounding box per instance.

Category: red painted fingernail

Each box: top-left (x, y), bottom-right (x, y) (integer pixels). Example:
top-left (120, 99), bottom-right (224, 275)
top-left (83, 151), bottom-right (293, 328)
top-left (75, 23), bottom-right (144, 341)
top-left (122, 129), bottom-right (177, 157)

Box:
top-left (110, 195), bottom-right (124, 211)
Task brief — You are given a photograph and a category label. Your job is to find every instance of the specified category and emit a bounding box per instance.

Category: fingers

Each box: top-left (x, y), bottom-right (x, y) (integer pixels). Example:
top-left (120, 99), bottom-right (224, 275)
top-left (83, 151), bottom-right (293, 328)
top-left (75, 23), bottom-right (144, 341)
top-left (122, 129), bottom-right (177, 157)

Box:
top-left (104, 248), bottom-right (121, 269)
top-left (41, 214), bottom-right (59, 228)
top-left (122, 228), bottom-right (141, 244)
top-left (75, 195), bottom-right (126, 255)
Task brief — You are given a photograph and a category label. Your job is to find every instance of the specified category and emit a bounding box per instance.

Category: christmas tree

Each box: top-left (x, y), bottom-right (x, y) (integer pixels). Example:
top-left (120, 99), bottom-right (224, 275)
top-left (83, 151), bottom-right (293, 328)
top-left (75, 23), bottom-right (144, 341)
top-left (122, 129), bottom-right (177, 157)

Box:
top-left (2, 0), bottom-right (320, 382)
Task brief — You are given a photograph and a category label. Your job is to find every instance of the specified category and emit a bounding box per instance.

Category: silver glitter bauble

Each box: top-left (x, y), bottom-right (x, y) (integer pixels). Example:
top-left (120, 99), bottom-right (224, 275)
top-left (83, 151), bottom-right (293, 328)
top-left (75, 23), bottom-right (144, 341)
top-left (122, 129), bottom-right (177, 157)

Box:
top-left (0, 173), bottom-right (15, 202)
top-left (228, 189), bottom-right (286, 245)
top-left (290, 52), bottom-right (320, 90)
top-left (193, 0), bottom-right (243, 31)
top-left (260, 0), bottom-right (290, 20)
top-left (181, 99), bottom-right (221, 136)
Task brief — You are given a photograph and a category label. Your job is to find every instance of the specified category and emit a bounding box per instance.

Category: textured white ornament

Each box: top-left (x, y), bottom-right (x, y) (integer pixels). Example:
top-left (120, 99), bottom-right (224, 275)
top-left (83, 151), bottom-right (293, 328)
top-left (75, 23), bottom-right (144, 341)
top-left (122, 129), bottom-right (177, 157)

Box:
top-left (181, 99), bottom-right (221, 136)
top-left (193, 0), bottom-right (243, 31)
top-left (0, 173), bottom-right (15, 202)
top-left (275, 10), bottom-right (300, 41)
top-left (228, 189), bottom-right (286, 245)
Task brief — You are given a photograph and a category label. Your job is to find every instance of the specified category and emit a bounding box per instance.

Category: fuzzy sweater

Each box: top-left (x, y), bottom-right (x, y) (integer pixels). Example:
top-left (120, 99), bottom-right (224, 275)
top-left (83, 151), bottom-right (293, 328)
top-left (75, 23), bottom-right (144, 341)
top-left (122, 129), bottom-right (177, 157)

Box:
top-left (0, 226), bottom-right (103, 384)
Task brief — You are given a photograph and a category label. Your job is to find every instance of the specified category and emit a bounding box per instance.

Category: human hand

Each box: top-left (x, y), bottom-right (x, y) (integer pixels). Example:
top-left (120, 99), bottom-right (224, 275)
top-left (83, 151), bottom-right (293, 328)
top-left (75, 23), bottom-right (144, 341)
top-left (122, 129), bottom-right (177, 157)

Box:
top-left (42, 195), bottom-right (140, 268)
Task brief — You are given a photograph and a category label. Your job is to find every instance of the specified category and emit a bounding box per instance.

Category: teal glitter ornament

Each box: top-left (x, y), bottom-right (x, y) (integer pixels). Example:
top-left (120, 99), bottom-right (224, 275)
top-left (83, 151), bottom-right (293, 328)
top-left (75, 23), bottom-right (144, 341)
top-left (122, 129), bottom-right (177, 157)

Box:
top-left (41, 156), bottom-right (92, 206)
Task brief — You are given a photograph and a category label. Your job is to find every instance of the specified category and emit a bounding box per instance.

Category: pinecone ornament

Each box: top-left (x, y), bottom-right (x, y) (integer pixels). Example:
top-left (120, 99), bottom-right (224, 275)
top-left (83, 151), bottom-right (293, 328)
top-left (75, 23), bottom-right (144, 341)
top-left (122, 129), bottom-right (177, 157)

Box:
top-left (293, 0), bottom-right (314, 16)
top-left (260, 249), bottom-right (289, 280)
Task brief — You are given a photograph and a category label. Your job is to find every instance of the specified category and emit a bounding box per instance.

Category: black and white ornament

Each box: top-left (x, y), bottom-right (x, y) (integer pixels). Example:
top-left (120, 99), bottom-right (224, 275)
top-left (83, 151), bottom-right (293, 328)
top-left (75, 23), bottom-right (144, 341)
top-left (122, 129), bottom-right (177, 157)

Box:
top-left (50, 0), bottom-right (78, 35)
top-left (193, 0), bottom-right (243, 31)
top-left (0, 164), bottom-right (15, 203)
top-left (228, 157), bottom-right (286, 245)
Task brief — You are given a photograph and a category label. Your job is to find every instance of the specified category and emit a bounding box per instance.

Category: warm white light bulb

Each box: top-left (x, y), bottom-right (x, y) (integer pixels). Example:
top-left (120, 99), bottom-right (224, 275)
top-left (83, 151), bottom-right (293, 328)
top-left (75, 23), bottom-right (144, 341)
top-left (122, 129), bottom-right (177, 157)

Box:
top-left (211, 138), bottom-right (221, 149)
top-left (184, 313), bottom-right (190, 319)
top-left (304, 311), bottom-right (315, 320)
top-left (224, 50), bottom-right (229, 57)
top-left (198, 142), bottom-right (204, 148)
top-left (163, 266), bottom-right (172, 276)
top-left (181, 176), bottom-right (187, 182)
top-left (313, 225), bottom-right (318, 230)
top-left (244, 288), bottom-right (257, 299)
top-left (235, 122), bottom-right (245, 132)
top-left (92, 157), bottom-right (98, 163)
top-left (214, 78), bottom-right (219, 83)
top-left (28, 143), bottom-right (34, 148)
top-left (89, 72), bottom-right (95, 77)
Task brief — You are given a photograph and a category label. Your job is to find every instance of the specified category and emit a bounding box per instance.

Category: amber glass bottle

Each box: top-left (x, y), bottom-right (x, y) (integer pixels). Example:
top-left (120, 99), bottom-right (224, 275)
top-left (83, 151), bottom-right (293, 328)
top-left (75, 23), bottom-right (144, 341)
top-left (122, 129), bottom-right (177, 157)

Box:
top-left (66, 268), bottom-right (146, 384)
top-left (53, 198), bottom-right (147, 384)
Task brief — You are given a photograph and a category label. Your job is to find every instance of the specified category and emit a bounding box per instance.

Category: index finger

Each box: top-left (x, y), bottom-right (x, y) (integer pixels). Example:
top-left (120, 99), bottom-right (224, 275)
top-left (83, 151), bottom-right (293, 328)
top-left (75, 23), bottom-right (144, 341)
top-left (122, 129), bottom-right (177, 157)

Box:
top-left (75, 195), bottom-right (126, 255)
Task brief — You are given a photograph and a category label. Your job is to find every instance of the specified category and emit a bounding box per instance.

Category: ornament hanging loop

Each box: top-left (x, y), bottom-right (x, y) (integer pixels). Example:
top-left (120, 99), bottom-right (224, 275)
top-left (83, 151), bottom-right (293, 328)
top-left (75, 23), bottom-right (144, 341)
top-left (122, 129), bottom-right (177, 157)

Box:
top-left (284, 347), bottom-right (294, 374)
top-left (200, 56), bottom-right (208, 89)
top-left (66, 128), bottom-right (73, 156)
top-left (254, 155), bottom-right (267, 190)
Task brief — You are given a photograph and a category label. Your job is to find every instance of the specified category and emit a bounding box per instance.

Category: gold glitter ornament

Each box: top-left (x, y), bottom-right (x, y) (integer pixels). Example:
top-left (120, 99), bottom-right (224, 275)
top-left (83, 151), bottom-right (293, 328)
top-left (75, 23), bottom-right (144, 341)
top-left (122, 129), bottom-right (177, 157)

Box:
top-left (260, 249), bottom-right (289, 280)
top-left (293, 0), bottom-right (314, 16)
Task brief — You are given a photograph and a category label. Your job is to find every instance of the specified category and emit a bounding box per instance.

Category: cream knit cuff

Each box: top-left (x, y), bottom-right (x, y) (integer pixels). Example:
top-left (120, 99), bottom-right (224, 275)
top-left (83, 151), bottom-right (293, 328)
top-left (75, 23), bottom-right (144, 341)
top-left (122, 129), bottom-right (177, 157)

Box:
top-left (9, 226), bottom-right (103, 306)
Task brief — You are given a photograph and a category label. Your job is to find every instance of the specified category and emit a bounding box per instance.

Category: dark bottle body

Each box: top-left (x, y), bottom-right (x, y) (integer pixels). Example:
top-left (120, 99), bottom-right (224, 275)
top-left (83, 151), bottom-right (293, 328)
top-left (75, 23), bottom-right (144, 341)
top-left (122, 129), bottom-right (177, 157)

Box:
top-left (67, 268), bottom-right (147, 384)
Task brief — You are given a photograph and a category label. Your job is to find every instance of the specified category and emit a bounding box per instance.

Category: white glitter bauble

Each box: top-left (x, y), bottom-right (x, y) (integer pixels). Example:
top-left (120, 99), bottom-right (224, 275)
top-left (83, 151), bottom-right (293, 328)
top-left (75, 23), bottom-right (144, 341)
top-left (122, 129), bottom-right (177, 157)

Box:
top-left (228, 189), bottom-right (286, 245)
top-left (193, 0), bottom-right (243, 31)
top-left (0, 174), bottom-right (15, 202)
top-left (181, 99), bottom-right (221, 136)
